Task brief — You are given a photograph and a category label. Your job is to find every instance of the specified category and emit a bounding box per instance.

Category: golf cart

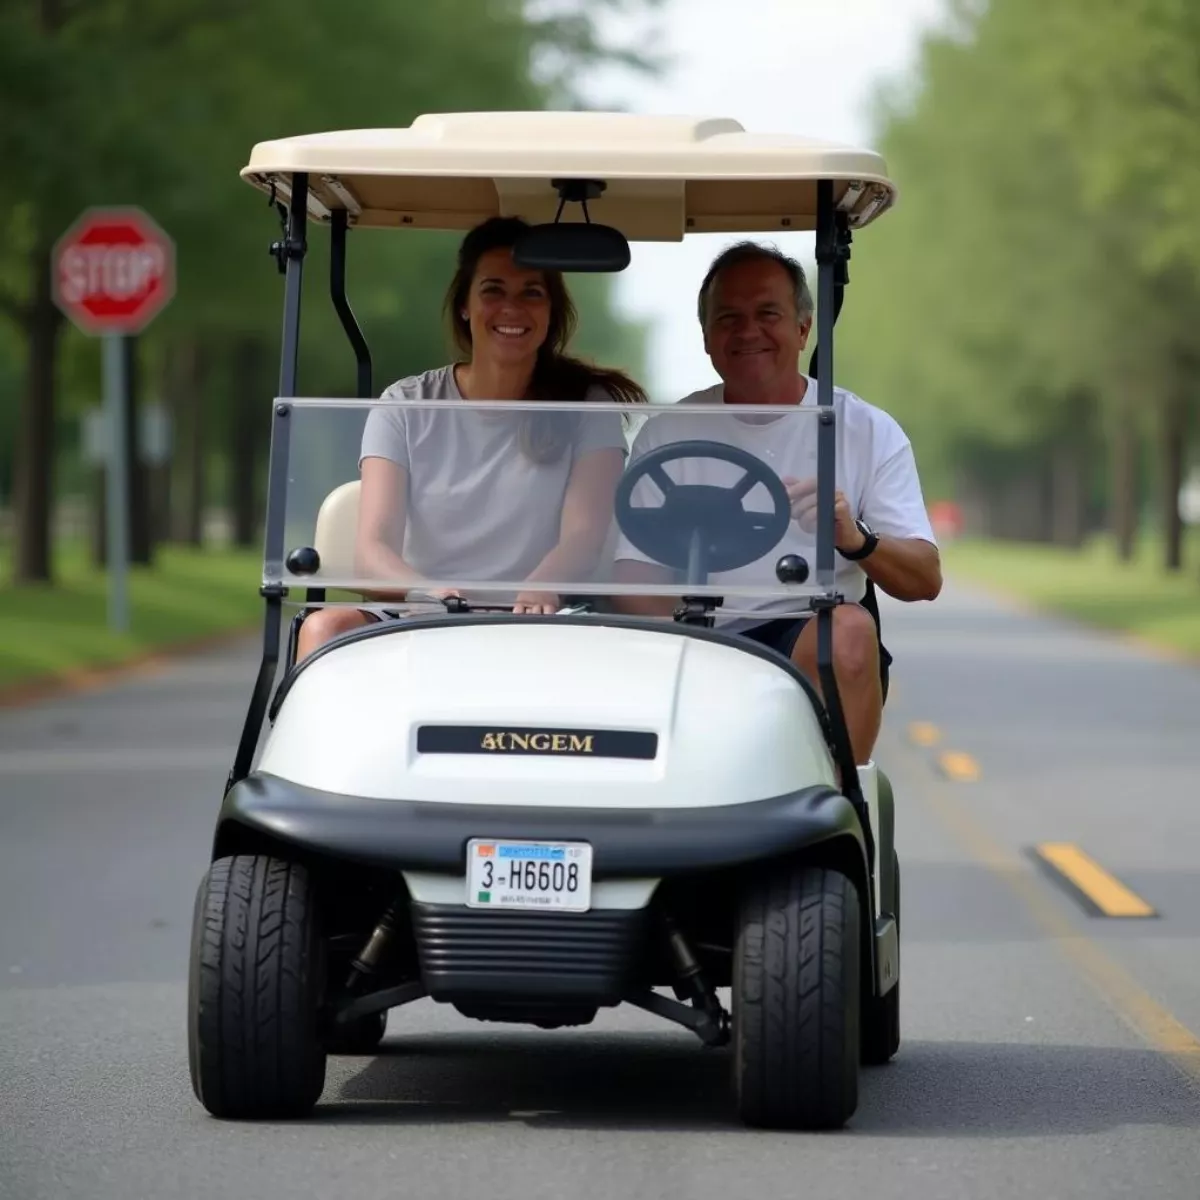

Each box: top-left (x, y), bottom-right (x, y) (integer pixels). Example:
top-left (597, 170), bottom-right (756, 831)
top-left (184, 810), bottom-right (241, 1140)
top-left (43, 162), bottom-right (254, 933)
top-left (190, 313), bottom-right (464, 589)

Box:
top-left (187, 112), bottom-right (902, 1131)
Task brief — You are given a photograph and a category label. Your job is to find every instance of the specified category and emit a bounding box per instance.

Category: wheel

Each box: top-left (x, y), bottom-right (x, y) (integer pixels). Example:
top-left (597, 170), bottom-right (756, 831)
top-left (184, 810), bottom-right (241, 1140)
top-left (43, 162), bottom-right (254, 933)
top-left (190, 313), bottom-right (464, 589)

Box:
top-left (862, 852), bottom-right (901, 1065)
top-left (326, 1009), bottom-right (387, 1055)
top-left (188, 855), bottom-right (327, 1118)
top-left (732, 864), bottom-right (861, 1130)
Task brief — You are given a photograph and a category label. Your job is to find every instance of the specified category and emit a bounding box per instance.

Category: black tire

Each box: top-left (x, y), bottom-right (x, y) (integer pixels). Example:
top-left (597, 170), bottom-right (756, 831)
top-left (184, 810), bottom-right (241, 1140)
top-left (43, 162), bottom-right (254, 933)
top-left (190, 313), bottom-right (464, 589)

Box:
top-left (188, 855), bottom-right (327, 1119)
top-left (326, 1009), bottom-right (387, 1055)
top-left (732, 864), bottom-right (861, 1130)
top-left (862, 853), bottom-right (901, 1065)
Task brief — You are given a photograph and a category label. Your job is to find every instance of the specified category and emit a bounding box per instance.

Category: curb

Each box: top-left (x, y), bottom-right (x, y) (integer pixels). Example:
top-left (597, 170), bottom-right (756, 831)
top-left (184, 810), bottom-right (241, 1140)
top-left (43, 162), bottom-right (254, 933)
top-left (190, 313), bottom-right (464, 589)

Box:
top-left (0, 625), bottom-right (259, 711)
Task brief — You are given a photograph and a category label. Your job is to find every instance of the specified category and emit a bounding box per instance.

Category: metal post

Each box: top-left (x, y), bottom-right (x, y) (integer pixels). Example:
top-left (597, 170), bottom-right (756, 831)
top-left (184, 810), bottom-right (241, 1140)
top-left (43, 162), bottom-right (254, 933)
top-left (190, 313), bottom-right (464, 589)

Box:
top-left (103, 333), bottom-right (130, 633)
top-left (813, 180), bottom-right (866, 827)
top-left (263, 174), bottom-right (307, 577)
top-left (330, 208), bottom-right (373, 398)
top-left (226, 174), bottom-right (308, 794)
top-left (277, 172), bottom-right (308, 398)
top-left (814, 180), bottom-right (837, 592)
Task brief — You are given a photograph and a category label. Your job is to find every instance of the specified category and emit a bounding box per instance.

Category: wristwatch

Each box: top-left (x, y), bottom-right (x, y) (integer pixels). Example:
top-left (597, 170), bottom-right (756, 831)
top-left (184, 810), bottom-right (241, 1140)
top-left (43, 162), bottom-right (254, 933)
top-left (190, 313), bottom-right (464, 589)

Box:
top-left (838, 518), bottom-right (879, 561)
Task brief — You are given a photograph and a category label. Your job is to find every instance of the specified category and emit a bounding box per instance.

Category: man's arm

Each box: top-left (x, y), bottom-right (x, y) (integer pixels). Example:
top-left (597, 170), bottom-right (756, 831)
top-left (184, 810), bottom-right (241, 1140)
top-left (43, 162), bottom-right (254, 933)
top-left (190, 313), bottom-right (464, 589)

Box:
top-left (839, 521), bottom-right (942, 602)
top-left (788, 439), bottom-right (943, 602)
top-left (852, 437), bottom-right (942, 602)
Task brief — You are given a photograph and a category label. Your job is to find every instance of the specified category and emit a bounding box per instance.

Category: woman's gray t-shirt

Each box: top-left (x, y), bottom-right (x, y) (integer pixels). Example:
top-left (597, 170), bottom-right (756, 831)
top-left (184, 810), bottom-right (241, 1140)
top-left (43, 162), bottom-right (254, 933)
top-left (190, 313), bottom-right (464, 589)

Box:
top-left (359, 363), bottom-right (627, 586)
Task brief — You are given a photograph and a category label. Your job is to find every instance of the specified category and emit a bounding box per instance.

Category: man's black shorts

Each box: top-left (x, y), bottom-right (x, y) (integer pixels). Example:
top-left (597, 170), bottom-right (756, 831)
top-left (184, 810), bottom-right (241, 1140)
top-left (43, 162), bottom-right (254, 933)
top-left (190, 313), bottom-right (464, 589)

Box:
top-left (735, 615), bottom-right (893, 703)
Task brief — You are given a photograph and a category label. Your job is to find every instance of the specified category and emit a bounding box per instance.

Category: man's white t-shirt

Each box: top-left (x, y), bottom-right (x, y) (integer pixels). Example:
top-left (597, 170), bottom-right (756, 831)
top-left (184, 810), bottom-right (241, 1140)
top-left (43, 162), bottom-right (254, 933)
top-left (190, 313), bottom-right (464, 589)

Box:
top-left (612, 375), bottom-right (936, 629)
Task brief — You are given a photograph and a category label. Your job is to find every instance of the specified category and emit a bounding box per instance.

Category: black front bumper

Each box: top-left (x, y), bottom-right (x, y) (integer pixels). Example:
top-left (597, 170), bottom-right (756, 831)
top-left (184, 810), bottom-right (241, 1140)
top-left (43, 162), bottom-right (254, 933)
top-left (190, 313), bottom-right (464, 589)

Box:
top-left (215, 772), bottom-right (865, 877)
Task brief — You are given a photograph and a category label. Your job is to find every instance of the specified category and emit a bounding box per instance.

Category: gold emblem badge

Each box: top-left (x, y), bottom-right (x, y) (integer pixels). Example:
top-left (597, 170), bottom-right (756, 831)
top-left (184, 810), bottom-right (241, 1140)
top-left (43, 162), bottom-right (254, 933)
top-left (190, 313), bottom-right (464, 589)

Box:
top-left (480, 731), bottom-right (596, 753)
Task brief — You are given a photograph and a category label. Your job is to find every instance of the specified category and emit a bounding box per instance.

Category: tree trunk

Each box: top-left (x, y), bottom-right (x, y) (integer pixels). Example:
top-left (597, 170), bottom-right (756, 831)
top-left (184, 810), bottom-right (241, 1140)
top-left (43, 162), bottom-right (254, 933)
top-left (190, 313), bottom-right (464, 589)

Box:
top-left (124, 335), bottom-right (155, 565)
top-left (1160, 382), bottom-right (1188, 572)
top-left (953, 464), bottom-right (989, 538)
top-left (11, 241), bottom-right (63, 584)
top-left (1049, 390), bottom-right (1093, 549)
top-left (993, 469), bottom-right (1050, 542)
top-left (1050, 440), bottom-right (1087, 548)
top-left (169, 338), bottom-right (207, 546)
top-left (229, 337), bottom-right (267, 547)
top-left (143, 343), bottom-right (173, 545)
top-left (1109, 410), bottom-right (1139, 563)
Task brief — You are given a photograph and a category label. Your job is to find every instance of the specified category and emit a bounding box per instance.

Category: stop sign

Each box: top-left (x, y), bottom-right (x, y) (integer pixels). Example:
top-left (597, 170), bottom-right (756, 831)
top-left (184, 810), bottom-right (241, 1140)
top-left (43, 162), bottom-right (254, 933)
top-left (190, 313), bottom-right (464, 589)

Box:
top-left (53, 207), bottom-right (175, 336)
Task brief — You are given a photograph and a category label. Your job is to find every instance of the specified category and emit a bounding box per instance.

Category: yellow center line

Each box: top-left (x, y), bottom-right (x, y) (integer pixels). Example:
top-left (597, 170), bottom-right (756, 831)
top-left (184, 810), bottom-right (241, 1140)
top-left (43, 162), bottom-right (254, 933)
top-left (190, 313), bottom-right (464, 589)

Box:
top-left (907, 721), bottom-right (941, 747)
top-left (1034, 843), bottom-right (1157, 918)
top-left (938, 750), bottom-right (980, 782)
top-left (912, 760), bottom-right (1200, 1091)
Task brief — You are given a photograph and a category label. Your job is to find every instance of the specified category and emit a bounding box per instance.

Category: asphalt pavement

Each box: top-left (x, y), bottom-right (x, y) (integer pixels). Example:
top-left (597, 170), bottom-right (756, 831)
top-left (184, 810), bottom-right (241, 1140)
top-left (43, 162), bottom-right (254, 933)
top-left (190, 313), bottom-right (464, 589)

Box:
top-left (2, 579), bottom-right (1199, 1200)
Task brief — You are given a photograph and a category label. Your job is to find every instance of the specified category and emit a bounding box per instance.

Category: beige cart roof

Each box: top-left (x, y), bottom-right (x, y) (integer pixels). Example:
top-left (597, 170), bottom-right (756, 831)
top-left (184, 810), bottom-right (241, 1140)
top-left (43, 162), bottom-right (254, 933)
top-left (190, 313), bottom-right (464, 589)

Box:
top-left (241, 111), bottom-right (896, 238)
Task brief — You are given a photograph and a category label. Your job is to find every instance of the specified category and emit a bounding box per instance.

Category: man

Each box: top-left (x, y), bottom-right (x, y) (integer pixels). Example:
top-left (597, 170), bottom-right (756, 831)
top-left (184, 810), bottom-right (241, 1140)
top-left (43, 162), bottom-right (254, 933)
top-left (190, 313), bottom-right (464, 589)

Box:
top-left (611, 242), bottom-right (942, 766)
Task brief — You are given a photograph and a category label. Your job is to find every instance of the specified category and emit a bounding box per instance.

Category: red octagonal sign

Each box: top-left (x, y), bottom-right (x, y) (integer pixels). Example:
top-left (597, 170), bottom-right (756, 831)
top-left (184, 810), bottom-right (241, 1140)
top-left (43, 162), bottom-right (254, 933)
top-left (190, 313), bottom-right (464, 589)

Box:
top-left (53, 206), bottom-right (176, 336)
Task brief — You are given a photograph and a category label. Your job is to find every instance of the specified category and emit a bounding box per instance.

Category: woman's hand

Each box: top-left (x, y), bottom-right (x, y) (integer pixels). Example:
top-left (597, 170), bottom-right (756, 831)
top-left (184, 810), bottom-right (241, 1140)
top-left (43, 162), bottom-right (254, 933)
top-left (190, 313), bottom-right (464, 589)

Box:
top-left (512, 590), bottom-right (561, 615)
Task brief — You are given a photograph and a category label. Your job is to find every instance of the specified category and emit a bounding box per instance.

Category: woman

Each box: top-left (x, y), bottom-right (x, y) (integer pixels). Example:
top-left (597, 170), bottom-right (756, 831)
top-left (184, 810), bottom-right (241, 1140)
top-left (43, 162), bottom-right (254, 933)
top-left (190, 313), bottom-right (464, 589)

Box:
top-left (296, 216), bottom-right (647, 659)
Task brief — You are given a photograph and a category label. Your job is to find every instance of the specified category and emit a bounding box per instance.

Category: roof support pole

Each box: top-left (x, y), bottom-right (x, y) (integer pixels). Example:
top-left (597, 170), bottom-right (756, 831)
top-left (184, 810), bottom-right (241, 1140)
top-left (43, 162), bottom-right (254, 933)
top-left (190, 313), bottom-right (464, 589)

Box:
top-left (330, 208), bottom-right (373, 398)
top-left (812, 179), bottom-right (870, 861)
top-left (226, 174), bottom-right (309, 794)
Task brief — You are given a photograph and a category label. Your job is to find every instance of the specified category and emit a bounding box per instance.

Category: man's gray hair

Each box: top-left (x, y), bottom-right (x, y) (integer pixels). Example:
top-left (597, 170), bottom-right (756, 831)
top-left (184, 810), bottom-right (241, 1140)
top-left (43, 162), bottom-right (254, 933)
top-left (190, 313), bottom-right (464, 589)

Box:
top-left (696, 241), bottom-right (815, 327)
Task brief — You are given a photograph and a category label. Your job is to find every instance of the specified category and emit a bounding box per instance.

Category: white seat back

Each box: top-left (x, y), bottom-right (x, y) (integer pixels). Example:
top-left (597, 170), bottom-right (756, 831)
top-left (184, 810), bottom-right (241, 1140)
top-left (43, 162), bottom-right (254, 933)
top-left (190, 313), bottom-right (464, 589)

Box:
top-left (309, 479), bottom-right (623, 589)
top-left (312, 480), bottom-right (360, 579)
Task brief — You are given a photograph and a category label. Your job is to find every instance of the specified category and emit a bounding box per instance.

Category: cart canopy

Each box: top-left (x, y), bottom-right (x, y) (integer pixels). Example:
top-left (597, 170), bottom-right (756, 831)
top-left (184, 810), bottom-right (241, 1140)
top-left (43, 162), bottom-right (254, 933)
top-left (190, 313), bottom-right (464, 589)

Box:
top-left (242, 111), bottom-right (896, 237)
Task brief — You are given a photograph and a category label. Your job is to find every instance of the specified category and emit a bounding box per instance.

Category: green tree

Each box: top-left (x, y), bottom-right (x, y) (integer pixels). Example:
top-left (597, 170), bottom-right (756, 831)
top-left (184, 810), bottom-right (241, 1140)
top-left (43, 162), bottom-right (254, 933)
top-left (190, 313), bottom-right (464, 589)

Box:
top-left (1, 0), bottom-right (659, 580)
top-left (839, 0), bottom-right (1200, 565)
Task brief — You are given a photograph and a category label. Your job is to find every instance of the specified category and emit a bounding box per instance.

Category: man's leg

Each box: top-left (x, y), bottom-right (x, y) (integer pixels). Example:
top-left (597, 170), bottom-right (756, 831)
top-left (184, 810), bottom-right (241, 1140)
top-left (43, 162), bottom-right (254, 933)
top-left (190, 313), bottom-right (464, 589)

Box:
top-left (788, 603), bottom-right (883, 765)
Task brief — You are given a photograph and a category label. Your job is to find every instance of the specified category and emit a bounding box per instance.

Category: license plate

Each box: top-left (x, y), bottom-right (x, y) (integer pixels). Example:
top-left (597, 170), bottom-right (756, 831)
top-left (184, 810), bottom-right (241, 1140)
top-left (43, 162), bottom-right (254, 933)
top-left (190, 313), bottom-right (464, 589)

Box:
top-left (466, 839), bottom-right (593, 912)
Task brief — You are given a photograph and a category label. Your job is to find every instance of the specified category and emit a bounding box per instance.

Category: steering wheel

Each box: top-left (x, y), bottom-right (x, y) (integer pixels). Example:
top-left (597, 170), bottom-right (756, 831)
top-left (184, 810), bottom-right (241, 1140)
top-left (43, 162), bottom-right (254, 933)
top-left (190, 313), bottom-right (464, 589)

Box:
top-left (614, 439), bottom-right (792, 585)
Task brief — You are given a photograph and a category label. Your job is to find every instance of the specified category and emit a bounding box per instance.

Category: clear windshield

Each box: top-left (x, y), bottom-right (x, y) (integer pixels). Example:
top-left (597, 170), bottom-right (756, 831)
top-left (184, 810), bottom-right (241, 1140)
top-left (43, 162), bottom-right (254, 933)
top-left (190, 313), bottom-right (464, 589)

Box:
top-left (269, 397), bottom-right (837, 615)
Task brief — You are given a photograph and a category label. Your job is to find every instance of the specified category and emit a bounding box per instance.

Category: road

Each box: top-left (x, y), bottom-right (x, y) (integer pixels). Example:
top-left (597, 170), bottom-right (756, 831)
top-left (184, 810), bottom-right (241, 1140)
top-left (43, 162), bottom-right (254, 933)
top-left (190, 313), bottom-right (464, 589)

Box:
top-left (2, 580), bottom-right (1199, 1200)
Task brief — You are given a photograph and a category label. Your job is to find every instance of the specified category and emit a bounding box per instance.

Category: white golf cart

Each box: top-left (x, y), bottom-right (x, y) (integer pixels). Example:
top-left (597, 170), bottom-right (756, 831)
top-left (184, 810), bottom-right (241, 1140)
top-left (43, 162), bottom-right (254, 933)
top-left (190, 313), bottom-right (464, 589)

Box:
top-left (187, 112), bottom-right (902, 1131)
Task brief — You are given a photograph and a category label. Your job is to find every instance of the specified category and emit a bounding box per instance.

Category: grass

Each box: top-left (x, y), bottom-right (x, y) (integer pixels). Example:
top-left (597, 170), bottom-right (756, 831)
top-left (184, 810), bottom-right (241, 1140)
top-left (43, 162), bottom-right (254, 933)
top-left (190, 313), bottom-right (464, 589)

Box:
top-left (941, 532), bottom-right (1200, 659)
top-left (0, 541), bottom-right (263, 693)
top-left (1, 528), bottom-right (1196, 697)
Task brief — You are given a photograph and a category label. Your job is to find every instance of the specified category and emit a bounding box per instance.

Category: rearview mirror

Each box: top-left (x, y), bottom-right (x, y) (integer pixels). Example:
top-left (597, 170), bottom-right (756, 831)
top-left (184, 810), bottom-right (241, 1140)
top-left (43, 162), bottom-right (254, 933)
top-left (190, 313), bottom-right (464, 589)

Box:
top-left (513, 222), bottom-right (630, 273)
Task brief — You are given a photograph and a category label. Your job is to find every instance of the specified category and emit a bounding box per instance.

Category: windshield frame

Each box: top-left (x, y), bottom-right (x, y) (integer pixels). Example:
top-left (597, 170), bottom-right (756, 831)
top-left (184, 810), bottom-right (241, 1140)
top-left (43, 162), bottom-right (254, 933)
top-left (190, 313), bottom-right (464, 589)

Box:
top-left (263, 394), bottom-right (836, 611)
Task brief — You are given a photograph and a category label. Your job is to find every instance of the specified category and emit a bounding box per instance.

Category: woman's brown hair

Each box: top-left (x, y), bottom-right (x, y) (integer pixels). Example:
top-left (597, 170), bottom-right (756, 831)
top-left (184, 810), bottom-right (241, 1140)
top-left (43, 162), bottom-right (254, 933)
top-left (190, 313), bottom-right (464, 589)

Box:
top-left (444, 216), bottom-right (648, 461)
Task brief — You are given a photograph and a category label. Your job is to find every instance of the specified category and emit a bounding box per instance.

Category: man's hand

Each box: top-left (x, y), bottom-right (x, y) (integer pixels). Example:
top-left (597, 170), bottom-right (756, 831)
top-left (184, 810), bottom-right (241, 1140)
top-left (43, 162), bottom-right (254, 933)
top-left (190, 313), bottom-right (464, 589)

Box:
top-left (783, 476), bottom-right (863, 553)
top-left (782, 475), bottom-right (941, 601)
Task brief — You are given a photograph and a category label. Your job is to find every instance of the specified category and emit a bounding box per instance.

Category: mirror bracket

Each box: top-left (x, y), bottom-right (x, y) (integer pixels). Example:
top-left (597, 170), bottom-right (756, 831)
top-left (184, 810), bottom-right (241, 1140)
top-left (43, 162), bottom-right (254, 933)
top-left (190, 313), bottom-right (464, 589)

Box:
top-left (550, 178), bottom-right (606, 225)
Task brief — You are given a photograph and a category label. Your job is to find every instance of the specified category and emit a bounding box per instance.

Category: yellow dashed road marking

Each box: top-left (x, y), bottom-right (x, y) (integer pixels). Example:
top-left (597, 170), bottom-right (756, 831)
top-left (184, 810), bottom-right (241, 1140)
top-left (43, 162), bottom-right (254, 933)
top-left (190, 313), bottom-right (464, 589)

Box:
top-left (937, 750), bottom-right (980, 782)
top-left (918, 777), bottom-right (1200, 1088)
top-left (1034, 843), bottom-right (1157, 918)
top-left (907, 721), bottom-right (941, 747)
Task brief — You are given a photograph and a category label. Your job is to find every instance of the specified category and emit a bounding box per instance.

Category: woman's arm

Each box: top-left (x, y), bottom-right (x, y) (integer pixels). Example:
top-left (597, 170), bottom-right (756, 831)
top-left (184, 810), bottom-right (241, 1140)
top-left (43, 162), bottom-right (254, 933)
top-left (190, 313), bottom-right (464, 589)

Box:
top-left (355, 456), bottom-right (425, 603)
top-left (517, 446), bottom-right (626, 612)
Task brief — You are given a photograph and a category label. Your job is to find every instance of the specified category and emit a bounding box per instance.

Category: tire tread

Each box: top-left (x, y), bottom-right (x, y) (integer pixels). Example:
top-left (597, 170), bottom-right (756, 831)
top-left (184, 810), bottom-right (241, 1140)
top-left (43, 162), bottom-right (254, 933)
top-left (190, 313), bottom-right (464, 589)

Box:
top-left (188, 855), bottom-right (326, 1118)
top-left (734, 865), bottom-right (860, 1129)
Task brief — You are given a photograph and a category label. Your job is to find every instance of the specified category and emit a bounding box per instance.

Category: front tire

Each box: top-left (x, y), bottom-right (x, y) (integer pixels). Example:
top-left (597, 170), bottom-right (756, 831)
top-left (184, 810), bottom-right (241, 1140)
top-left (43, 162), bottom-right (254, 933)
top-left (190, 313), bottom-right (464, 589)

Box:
top-left (188, 855), bottom-right (327, 1118)
top-left (733, 864), bottom-right (861, 1130)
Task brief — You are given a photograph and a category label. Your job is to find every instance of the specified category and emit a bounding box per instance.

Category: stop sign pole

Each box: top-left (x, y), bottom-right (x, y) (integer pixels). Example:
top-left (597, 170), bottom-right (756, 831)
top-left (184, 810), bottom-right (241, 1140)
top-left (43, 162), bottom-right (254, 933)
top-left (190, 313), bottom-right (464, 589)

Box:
top-left (52, 208), bottom-right (175, 632)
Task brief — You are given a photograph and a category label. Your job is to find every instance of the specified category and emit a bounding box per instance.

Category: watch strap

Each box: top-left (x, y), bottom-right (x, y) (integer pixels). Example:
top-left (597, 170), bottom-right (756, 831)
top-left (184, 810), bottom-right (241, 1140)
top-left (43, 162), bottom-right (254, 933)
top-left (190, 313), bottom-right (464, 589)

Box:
top-left (838, 520), bottom-right (879, 561)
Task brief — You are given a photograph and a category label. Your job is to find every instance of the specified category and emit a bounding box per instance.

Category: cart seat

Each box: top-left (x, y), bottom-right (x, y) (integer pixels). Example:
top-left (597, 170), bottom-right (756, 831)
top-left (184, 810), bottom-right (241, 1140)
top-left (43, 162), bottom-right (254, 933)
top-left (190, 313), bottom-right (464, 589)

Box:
top-left (312, 480), bottom-right (360, 579)
top-left (310, 478), bottom-right (623, 587)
